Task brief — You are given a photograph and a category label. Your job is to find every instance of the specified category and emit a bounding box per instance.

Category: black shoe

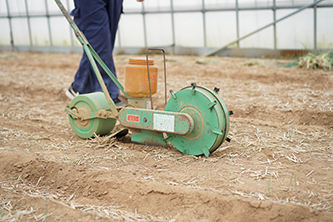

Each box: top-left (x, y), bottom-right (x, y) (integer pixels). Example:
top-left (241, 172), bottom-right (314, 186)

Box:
top-left (113, 98), bottom-right (125, 107)
top-left (66, 84), bottom-right (79, 100)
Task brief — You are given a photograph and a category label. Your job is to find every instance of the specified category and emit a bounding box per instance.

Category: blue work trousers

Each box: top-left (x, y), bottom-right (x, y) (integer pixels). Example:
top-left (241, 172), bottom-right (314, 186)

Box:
top-left (71, 0), bottom-right (123, 99)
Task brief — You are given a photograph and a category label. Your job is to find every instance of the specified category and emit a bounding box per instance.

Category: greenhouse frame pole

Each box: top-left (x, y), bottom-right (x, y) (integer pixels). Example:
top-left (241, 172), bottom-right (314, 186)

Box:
top-left (314, 0), bottom-right (317, 49)
top-left (66, 0), bottom-right (75, 50)
top-left (45, 0), bottom-right (53, 47)
top-left (170, 0), bottom-right (176, 55)
top-left (204, 0), bottom-right (324, 57)
top-left (24, 0), bottom-right (33, 49)
top-left (273, 0), bottom-right (277, 50)
top-left (5, 0), bottom-right (14, 51)
top-left (202, 0), bottom-right (207, 47)
top-left (142, 2), bottom-right (147, 47)
top-left (235, 0), bottom-right (240, 48)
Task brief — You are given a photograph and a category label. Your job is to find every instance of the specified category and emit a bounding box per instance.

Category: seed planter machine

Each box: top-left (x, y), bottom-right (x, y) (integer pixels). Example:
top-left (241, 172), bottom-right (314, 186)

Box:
top-left (56, 0), bottom-right (233, 157)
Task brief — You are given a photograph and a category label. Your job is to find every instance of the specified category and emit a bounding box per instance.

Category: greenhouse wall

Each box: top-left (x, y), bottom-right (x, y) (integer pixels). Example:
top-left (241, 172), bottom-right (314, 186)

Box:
top-left (0, 0), bottom-right (332, 57)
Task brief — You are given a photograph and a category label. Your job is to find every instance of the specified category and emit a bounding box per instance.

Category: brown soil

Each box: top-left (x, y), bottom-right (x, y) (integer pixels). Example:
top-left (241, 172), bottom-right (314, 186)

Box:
top-left (0, 52), bottom-right (332, 222)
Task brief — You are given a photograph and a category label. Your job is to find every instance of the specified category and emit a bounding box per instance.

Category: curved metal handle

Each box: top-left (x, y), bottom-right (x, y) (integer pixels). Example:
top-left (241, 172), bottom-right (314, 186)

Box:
top-left (145, 48), bottom-right (167, 110)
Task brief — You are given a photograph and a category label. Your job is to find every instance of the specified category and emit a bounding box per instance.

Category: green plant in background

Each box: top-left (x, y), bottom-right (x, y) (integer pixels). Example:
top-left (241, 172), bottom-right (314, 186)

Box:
top-left (0, 54), bottom-right (17, 60)
top-left (283, 52), bottom-right (333, 70)
top-left (298, 52), bottom-right (333, 70)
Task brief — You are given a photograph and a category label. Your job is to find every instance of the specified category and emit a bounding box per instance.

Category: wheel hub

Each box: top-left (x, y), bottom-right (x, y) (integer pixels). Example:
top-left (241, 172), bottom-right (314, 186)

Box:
top-left (180, 107), bottom-right (204, 139)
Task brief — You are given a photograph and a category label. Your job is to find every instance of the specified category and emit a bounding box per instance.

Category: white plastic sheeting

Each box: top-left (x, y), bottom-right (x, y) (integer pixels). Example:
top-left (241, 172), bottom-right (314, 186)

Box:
top-left (0, 0), bottom-right (332, 51)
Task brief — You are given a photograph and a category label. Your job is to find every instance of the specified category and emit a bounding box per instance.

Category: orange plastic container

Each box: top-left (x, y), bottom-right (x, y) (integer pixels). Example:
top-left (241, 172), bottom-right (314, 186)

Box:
top-left (124, 58), bottom-right (158, 98)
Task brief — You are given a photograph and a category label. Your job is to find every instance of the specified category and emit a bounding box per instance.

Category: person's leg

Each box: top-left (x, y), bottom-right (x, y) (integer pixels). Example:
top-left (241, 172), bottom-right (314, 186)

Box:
top-left (70, 0), bottom-right (123, 100)
top-left (107, 0), bottom-right (123, 50)
top-left (103, 0), bottom-right (123, 99)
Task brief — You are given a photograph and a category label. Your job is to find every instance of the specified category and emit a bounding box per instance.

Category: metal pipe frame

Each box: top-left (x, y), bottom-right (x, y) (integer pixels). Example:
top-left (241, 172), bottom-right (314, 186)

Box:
top-left (142, 3), bottom-right (147, 48)
top-left (202, 0), bottom-right (207, 48)
top-left (44, 0), bottom-right (53, 47)
top-left (2, 3), bottom-right (333, 18)
top-left (24, 0), bottom-right (33, 49)
top-left (4, 0), bottom-right (14, 51)
top-left (273, 0), bottom-right (277, 50)
top-left (204, 0), bottom-right (325, 56)
top-left (66, 0), bottom-right (74, 50)
top-left (1, 1), bottom-right (332, 54)
top-left (236, 0), bottom-right (240, 48)
top-left (170, 0), bottom-right (176, 55)
top-left (314, 0), bottom-right (317, 49)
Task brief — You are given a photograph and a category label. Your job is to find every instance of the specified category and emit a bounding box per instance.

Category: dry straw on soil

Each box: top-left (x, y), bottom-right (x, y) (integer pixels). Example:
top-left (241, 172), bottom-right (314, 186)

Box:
top-left (0, 52), bottom-right (332, 221)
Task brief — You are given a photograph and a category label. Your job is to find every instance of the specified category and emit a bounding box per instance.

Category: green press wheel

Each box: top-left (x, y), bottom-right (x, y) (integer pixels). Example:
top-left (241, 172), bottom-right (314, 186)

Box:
top-left (165, 85), bottom-right (230, 157)
top-left (68, 92), bottom-right (116, 139)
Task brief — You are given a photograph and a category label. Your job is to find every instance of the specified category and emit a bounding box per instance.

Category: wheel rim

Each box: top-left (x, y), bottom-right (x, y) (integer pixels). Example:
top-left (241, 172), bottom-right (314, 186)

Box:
top-left (165, 86), bottom-right (230, 156)
top-left (68, 92), bottom-right (116, 139)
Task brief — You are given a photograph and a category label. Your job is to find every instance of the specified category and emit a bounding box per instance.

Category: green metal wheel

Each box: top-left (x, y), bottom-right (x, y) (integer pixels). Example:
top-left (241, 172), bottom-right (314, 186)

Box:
top-left (67, 92), bottom-right (116, 139)
top-left (165, 84), bottom-right (230, 157)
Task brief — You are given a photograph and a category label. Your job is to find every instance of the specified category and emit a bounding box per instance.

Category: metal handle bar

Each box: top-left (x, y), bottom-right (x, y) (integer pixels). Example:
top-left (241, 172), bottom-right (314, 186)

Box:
top-left (145, 48), bottom-right (167, 110)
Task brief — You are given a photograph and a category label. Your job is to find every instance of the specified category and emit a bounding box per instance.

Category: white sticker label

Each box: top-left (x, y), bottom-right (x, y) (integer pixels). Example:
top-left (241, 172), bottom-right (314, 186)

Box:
top-left (153, 114), bottom-right (175, 132)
